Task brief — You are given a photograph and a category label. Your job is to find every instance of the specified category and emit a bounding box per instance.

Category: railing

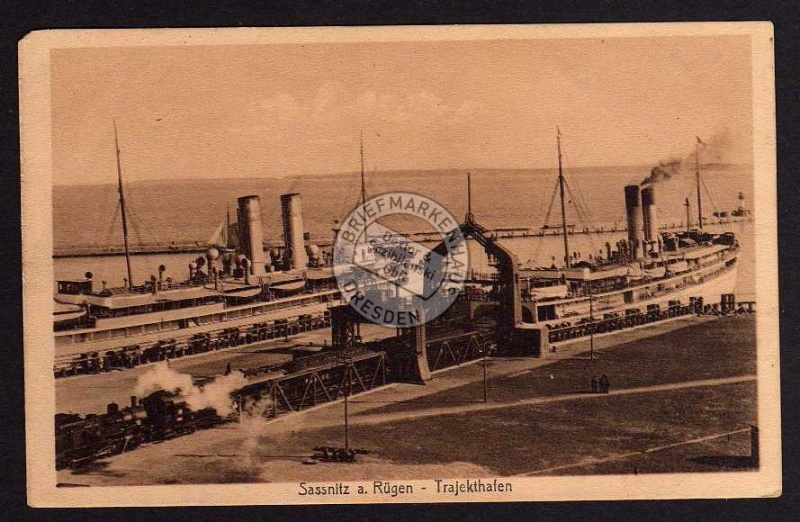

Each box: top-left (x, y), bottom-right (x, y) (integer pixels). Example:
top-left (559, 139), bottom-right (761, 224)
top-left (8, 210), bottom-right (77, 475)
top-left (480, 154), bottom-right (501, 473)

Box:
top-left (462, 250), bottom-right (736, 304)
top-left (53, 310), bottom-right (333, 379)
top-left (426, 331), bottom-right (491, 372)
top-left (239, 351), bottom-right (387, 418)
top-left (547, 305), bottom-right (695, 343)
top-left (546, 297), bottom-right (754, 344)
top-left (58, 283), bottom-right (340, 330)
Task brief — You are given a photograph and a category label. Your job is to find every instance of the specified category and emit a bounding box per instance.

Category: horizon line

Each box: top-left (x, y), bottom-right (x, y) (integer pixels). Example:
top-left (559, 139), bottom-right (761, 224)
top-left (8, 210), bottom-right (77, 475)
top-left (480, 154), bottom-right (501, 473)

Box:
top-left (53, 162), bottom-right (753, 187)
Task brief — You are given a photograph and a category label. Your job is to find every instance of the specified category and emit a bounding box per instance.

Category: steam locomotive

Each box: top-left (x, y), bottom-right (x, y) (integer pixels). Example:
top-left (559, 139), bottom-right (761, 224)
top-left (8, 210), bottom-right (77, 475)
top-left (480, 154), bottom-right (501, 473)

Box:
top-left (55, 391), bottom-right (232, 470)
top-left (56, 345), bottom-right (380, 471)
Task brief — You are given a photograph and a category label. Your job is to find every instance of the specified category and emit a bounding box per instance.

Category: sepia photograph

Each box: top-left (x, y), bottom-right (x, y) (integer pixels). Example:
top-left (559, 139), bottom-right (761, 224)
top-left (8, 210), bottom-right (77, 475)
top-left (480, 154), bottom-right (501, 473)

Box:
top-left (21, 24), bottom-right (779, 506)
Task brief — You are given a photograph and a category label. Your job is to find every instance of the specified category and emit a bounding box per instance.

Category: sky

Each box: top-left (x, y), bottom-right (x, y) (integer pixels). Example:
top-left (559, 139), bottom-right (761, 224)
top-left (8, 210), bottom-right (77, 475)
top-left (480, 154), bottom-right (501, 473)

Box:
top-left (50, 35), bottom-right (753, 185)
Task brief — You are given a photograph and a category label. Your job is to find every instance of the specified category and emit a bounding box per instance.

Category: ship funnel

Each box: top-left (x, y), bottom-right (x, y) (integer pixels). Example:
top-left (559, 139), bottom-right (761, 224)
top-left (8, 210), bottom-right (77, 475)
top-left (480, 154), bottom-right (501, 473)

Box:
top-left (624, 185), bottom-right (644, 260)
top-left (237, 195), bottom-right (267, 276)
top-left (280, 193), bottom-right (308, 270)
top-left (242, 258), bottom-right (251, 284)
top-left (641, 185), bottom-right (660, 254)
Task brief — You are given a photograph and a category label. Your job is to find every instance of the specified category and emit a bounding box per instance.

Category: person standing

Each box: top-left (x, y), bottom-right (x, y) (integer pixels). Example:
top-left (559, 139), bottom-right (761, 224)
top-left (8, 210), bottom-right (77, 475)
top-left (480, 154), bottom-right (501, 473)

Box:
top-left (591, 375), bottom-right (599, 393)
top-left (600, 374), bottom-right (610, 394)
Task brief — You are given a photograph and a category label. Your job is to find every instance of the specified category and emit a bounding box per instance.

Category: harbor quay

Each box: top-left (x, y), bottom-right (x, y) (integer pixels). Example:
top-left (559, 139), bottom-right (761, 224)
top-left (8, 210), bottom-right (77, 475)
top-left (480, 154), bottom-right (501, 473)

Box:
top-left (52, 155), bottom-right (754, 481)
top-left (57, 314), bottom-right (756, 486)
top-left (56, 323), bottom-right (394, 415)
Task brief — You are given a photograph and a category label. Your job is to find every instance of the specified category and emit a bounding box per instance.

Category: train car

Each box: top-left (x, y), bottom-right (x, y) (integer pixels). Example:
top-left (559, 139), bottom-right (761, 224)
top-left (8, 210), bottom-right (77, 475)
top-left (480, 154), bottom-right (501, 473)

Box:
top-left (140, 390), bottom-right (227, 440)
top-left (55, 399), bottom-right (149, 470)
top-left (55, 391), bottom-right (230, 470)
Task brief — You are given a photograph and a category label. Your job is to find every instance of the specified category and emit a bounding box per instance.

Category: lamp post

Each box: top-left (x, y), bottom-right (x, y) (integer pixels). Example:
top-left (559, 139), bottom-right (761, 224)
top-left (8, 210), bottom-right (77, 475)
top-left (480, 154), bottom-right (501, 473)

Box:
top-left (589, 285), bottom-right (595, 361)
top-left (482, 344), bottom-right (488, 403)
top-left (343, 356), bottom-right (351, 451)
top-left (344, 387), bottom-right (349, 451)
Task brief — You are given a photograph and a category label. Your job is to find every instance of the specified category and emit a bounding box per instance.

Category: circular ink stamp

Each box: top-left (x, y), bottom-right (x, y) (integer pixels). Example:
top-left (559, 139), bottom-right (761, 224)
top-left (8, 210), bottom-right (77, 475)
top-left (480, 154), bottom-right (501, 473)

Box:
top-left (333, 192), bottom-right (469, 328)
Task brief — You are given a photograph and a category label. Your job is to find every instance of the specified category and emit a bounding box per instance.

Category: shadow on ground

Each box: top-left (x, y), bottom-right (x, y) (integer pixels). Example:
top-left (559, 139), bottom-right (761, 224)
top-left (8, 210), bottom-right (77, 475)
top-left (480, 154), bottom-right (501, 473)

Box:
top-left (67, 460), bottom-right (126, 478)
top-left (688, 455), bottom-right (757, 469)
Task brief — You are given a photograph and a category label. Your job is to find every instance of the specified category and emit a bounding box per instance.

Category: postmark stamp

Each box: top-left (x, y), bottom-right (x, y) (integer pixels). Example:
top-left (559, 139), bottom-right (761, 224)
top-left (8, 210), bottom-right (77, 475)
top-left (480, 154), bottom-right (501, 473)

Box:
top-left (332, 192), bottom-right (469, 327)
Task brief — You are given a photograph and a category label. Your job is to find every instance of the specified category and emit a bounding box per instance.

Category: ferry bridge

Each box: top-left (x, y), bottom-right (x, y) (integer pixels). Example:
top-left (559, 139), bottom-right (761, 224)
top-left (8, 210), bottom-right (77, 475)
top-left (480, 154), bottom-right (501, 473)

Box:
top-left (326, 184), bottom-right (549, 384)
top-left (324, 186), bottom-right (754, 383)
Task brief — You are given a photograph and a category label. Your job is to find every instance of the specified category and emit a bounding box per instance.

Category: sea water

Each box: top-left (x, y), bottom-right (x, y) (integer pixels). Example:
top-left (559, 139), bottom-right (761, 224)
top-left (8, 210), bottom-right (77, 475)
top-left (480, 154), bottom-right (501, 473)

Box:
top-left (53, 165), bottom-right (755, 298)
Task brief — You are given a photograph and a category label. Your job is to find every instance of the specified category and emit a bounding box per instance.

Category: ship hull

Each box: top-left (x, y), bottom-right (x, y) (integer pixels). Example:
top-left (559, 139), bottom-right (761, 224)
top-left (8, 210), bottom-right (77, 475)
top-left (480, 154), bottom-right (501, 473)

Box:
top-left (54, 290), bottom-right (340, 360)
top-left (465, 251), bottom-right (739, 326)
top-left (541, 254), bottom-right (739, 325)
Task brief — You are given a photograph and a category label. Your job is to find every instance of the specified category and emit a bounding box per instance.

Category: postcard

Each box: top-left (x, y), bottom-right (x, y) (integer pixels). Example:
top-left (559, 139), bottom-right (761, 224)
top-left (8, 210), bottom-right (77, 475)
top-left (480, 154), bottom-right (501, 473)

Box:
top-left (21, 23), bottom-right (779, 506)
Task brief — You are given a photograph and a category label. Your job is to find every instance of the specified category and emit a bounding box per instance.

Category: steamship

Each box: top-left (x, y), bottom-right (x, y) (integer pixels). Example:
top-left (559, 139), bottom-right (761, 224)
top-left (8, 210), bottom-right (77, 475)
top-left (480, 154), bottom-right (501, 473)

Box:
top-left (53, 131), bottom-right (740, 374)
top-left (466, 134), bottom-right (740, 332)
top-left (511, 184), bottom-right (739, 327)
top-left (53, 190), bottom-right (342, 376)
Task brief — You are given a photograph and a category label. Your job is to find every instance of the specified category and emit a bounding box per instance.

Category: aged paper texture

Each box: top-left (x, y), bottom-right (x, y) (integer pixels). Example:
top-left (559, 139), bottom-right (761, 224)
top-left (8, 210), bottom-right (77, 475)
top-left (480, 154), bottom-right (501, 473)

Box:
top-left (21, 23), bottom-right (779, 506)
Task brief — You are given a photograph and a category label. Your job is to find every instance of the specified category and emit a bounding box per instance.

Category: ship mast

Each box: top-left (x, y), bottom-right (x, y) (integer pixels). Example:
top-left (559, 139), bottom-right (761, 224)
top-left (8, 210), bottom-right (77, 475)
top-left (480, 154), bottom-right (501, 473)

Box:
top-left (557, 127), bottom-right (570, 268)
top-left (224, 204), bottom-right (231, 248)
top-left (695, 138), bottom-right (703, 230)
top-left (360, 131), bottom-right (368, 245)
top-left (684, 197), bottom-right (691, 233)
top-left (466, 171), bottom-right (474, 222)
top-left (113, 121), bottom-right (134, 290)
top-left (360, 130), bottom-right (367, 212)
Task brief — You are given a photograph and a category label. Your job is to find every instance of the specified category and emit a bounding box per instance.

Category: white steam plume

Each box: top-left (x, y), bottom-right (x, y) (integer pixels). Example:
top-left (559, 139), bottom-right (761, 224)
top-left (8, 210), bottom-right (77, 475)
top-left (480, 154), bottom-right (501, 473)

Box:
top-left (134, 362), bottom-right (247, 417)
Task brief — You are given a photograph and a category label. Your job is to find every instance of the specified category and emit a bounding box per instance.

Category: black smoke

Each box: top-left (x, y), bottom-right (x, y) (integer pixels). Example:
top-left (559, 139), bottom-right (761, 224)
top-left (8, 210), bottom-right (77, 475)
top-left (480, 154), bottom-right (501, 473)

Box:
top-left (640, 129), bottom-right (739, 186)
top-left (641, 159), bottom-right (681, 185)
